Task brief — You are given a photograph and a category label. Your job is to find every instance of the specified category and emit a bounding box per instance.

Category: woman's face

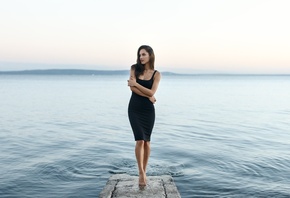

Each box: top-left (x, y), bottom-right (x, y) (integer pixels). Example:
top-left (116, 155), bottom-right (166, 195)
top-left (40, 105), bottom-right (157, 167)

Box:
top-left (139, 49), bottom-right (150, 65)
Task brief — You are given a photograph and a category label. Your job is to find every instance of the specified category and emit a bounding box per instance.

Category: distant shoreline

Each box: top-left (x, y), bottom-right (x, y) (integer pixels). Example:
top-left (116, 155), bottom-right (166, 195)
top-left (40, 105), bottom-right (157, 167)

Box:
top-left (0, 69), bottom-right (129, 75)
top-left (0, 69), bottom-right (289, 76)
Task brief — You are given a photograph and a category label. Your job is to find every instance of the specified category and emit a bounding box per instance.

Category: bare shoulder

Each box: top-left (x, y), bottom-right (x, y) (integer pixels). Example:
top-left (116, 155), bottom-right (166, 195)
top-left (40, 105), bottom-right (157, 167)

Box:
top-left (130, 64), bottom-right (136, 71)
top-left (130, 65), bottom-right (136, 78)
top-left (155, 70), bottom-right (161, 77)
top-left (154, 70), bottom-right (161, 80)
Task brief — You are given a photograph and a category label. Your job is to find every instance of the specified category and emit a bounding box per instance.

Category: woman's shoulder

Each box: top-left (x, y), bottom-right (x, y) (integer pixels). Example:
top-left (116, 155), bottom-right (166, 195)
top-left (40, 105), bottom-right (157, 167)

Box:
top-left (131, 64), bottom-right (137, 70)
top-left (153, 70), bottom-right (161, 79)
top-left (154, 70), bottom-right (161, 75)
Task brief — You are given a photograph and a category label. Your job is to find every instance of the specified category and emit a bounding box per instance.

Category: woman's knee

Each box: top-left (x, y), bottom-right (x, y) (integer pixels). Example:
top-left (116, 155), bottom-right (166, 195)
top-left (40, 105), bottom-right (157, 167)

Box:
top-left (136, 140), bottom-right (144, 147)
top-left (144, 141), bottom-right (150, 148)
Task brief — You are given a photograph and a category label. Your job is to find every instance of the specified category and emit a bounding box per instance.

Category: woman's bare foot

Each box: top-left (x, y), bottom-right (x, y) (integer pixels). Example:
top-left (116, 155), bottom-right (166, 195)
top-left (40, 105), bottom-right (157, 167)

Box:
top-left (139, 172), bottom-right (146, 186)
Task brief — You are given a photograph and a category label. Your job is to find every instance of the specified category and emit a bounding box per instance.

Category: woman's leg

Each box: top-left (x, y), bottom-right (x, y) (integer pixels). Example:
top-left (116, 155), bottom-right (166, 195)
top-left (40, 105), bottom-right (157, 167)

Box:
top-left (135, 140), bottom-right (146, 185)
top-left (143, 141), bottom-right (151, 174)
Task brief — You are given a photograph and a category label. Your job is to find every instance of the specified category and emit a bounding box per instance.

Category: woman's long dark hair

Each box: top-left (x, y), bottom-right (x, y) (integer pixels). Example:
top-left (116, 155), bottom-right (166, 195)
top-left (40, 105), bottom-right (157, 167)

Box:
top-left (132, 45), bottom-right (155, 78)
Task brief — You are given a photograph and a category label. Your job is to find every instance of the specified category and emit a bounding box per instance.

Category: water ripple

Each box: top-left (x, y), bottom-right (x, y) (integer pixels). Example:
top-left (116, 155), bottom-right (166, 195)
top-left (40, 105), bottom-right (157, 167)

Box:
top-left (108, 159), bottom-right (184, 177)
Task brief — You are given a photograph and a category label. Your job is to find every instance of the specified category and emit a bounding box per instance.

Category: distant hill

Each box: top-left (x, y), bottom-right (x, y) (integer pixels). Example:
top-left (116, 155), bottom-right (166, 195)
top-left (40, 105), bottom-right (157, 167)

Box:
top-left (0, 69), bottom-right (182, 76)
top-left (0, 69), bottom-right (129, 75)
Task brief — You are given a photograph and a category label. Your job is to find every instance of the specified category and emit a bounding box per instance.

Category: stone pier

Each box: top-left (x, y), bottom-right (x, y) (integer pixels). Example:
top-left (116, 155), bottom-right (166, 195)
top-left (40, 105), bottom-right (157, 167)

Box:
top-left (99, 174), bottom-right (181, 198)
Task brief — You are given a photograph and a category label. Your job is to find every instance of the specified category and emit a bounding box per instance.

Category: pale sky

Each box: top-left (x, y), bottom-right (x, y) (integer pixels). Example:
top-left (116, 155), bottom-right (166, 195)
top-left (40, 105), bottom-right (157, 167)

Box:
top-left (0, 0), bottom-right (289, 73)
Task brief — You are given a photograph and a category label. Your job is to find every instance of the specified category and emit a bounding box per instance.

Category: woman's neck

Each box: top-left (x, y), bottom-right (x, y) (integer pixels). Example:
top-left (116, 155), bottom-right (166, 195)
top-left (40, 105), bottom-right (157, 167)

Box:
top-left (144, 63), bottom-right (150, 70)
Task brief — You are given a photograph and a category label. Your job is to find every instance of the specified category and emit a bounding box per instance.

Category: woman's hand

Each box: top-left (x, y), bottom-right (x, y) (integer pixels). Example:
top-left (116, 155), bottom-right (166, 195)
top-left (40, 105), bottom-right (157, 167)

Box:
top-left (127, 77), bottom-right (137, 87)
top-left (149, 96), bottom-right (157, 104)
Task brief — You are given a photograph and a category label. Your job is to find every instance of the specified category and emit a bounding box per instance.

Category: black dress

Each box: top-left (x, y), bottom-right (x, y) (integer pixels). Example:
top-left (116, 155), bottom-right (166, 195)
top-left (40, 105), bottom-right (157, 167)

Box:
top-left (128, 70), bottom-right (157, 141)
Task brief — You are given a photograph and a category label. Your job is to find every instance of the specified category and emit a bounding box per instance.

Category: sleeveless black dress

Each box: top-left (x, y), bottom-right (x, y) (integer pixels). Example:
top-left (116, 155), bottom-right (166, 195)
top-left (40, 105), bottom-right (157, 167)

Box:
top-left (128, 70), bottom-right (157, 141)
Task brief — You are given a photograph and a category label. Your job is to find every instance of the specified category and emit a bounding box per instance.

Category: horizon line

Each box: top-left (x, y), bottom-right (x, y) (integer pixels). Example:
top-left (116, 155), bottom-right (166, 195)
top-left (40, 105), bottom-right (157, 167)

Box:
top-left (0, 69), bottom-right (289, 76)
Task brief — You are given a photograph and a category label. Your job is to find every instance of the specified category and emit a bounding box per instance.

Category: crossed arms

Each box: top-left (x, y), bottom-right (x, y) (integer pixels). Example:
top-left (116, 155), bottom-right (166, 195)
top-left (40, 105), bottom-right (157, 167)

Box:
top-left (127, 68), bottom-right (161, 103)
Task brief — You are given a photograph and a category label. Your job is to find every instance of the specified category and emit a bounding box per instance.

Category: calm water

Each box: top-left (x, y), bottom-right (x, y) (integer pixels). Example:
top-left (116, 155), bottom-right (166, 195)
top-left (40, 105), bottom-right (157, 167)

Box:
top-left (0, 74), bottom-right (290, 198)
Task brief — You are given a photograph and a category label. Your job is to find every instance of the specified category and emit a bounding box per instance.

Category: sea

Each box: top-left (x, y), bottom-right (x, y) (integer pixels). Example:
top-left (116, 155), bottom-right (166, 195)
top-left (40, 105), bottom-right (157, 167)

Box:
top-left (0, 74), bottom-right (290, 198)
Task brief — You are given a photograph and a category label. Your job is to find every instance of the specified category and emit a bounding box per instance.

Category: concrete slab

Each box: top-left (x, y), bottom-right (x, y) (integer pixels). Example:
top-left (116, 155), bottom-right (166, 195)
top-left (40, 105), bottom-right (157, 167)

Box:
top-left (99, 174), bottom-right (181, 198)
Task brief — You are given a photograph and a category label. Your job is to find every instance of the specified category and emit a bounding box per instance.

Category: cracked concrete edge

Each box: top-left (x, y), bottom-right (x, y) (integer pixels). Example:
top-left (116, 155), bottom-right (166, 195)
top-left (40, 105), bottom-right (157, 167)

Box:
top-left (162, 175), bottom-right (181, 197)
top-left (99, 179), bottom-right (118, 198)
top-left (99, 174), bottom-right (131, 198)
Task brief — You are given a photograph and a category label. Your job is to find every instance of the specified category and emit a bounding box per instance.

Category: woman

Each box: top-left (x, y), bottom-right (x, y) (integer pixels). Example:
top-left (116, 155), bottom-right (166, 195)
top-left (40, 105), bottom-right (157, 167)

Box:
top-left (127, 45), bottom-right (161, 186)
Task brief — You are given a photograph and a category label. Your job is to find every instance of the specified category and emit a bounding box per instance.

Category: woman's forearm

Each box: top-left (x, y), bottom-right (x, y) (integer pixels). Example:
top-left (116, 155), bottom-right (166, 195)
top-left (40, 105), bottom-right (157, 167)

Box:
top-left (135, 83), bottom-right (154, 97)
top-left (130, 87), bottom-right (151, 97)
